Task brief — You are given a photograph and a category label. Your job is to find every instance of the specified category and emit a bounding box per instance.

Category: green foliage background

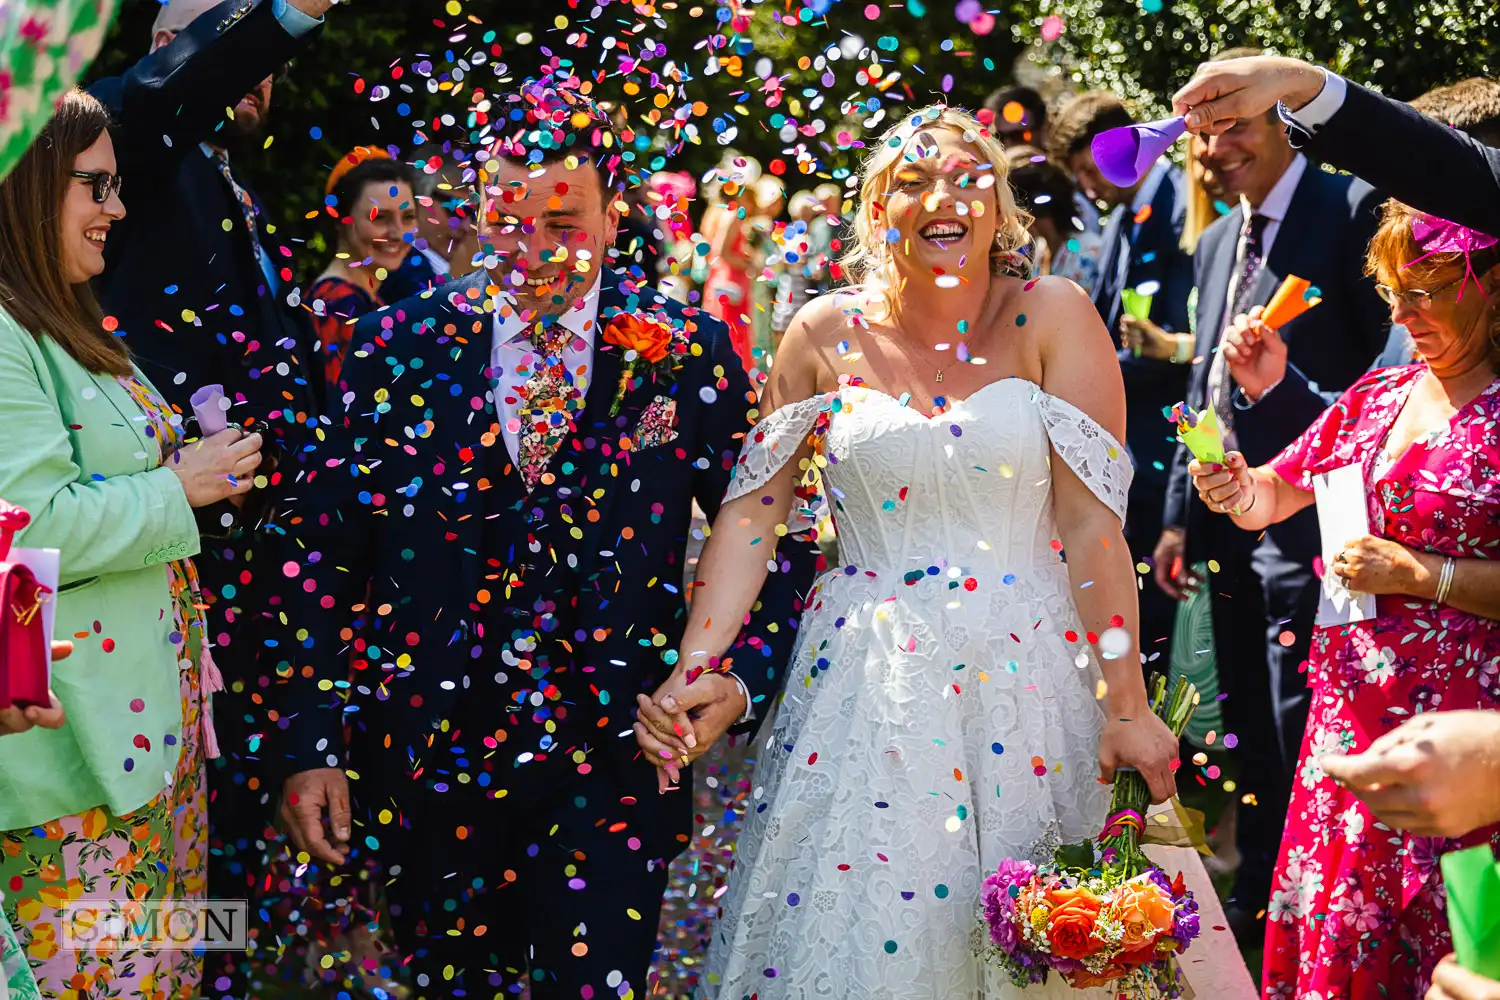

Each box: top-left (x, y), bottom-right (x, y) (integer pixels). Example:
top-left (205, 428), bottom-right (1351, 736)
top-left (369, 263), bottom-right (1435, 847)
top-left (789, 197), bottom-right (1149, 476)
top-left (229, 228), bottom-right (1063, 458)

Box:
top-left (85, 0), bottom-right (1495, 279)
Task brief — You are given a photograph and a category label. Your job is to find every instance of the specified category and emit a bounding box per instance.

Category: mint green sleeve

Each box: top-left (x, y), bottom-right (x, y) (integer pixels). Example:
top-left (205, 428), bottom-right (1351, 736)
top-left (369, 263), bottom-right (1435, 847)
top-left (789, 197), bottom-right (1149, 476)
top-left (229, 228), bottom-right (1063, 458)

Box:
top-left (0, 326), bottom-right (199, 584)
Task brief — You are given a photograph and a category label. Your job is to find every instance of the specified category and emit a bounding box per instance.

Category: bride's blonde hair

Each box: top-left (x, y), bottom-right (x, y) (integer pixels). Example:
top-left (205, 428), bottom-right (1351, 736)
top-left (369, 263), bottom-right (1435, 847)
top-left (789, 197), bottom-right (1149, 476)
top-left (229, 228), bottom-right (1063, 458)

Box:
top-left (840, 105), bottom-right (1032, 318)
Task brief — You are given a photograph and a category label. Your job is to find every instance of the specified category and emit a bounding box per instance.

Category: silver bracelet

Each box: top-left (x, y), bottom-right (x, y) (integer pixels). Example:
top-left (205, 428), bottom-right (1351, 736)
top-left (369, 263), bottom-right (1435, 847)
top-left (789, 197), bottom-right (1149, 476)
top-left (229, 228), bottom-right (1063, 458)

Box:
top-left (1434, 556), bottom-right (1456, 605)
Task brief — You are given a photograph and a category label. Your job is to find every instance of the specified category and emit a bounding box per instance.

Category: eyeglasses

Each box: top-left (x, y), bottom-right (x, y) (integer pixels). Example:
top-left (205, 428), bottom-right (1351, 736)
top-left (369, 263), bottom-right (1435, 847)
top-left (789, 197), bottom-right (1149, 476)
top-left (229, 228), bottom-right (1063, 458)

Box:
top-left (1375, 276), bottom-right (1461, 309)
top-left (70, 170), bottom-right (123, 204)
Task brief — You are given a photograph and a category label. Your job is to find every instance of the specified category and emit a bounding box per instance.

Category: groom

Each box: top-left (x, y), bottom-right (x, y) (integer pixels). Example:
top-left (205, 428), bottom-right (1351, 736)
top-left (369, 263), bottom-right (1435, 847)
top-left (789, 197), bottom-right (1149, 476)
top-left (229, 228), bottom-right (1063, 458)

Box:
top-left (263, 80), bottom-right (819, 998)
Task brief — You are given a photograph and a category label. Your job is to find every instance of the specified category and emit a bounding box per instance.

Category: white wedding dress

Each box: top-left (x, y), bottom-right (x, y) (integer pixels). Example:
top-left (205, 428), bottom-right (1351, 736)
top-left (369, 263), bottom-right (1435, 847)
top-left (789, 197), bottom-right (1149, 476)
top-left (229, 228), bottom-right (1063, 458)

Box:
top-left (703, 377), bottom-right (1131, 999)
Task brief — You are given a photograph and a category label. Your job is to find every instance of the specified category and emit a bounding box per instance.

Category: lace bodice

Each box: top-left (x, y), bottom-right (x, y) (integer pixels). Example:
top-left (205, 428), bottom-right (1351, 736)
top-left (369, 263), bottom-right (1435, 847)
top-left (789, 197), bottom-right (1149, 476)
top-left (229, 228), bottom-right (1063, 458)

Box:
top-left (727, 378), bottom-right (1132, 574)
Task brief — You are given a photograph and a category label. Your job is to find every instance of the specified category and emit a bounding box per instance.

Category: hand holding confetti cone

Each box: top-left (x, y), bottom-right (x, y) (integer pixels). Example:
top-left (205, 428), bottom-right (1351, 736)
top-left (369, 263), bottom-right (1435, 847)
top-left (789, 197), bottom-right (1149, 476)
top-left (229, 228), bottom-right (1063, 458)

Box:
top-left (1261, 274), bottom-right (1322, 330)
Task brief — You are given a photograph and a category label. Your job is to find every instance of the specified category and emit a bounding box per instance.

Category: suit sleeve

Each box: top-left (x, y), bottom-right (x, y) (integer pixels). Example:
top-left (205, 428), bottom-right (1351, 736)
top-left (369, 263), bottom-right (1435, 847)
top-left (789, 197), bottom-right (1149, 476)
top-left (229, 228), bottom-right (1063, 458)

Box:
top-left (1294, 81), bottom-right (1500, 236)
top-left (95, 0), bottom-right (320, 180)
top-left (1230, 369), bottom-right (1330, 467)
top-left (0, 326), bottom-right (199, 585)
top-left (688, 313), bottom-right (821, 732)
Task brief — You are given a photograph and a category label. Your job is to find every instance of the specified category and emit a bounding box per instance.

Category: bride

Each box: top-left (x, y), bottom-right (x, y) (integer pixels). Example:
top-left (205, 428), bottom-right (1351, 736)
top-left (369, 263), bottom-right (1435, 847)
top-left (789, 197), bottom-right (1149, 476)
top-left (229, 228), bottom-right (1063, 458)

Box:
top-left (635, 105), bottom-right (1179, 997)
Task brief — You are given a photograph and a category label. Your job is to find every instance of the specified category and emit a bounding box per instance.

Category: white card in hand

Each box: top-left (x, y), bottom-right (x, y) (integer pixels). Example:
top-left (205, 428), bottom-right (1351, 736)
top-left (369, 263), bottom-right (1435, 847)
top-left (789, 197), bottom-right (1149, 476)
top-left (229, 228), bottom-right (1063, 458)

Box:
top-left (1312, 464), bottom-right (1378, 627)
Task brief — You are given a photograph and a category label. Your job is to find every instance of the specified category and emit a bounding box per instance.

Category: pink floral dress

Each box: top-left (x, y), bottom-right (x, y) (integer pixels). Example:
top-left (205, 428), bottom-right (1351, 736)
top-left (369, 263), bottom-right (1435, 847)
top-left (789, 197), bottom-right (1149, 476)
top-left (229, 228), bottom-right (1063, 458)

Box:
top-left (1263, 365), bottom-right (1500, 999)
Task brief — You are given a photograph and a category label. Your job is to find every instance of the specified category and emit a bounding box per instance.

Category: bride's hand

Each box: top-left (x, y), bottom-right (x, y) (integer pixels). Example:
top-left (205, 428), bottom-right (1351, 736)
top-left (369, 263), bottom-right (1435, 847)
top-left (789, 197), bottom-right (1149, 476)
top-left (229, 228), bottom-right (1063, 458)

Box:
top-left (1098, 711), bottom-right (1179, 804)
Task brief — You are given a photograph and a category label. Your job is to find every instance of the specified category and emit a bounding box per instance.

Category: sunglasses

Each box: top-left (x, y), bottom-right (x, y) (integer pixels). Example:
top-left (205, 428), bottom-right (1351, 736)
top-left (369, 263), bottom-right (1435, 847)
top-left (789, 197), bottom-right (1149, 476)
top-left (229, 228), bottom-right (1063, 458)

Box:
top-left (1375, 276), bottom-right (1461, 310)
top-left (70, 170), bottom-right (123, 204)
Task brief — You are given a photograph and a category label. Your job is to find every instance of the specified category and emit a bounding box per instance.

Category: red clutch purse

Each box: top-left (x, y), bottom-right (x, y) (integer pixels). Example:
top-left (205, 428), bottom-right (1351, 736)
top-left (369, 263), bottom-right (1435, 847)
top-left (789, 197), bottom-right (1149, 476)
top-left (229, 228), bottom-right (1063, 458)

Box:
top-left (0, 500), bottom-right (51, 709)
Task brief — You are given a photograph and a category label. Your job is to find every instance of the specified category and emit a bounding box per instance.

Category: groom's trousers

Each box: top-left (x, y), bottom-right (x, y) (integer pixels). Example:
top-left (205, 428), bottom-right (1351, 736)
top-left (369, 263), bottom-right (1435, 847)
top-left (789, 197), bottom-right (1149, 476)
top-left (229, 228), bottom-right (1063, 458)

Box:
top-left (380, 738), bottom-right (676, 999)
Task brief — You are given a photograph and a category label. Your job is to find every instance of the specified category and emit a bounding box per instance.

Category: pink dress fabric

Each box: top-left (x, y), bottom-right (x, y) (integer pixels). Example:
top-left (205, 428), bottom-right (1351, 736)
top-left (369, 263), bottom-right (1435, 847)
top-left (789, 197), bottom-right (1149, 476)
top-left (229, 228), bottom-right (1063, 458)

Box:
top-left (1263, 364), bottom-right (1500, 999)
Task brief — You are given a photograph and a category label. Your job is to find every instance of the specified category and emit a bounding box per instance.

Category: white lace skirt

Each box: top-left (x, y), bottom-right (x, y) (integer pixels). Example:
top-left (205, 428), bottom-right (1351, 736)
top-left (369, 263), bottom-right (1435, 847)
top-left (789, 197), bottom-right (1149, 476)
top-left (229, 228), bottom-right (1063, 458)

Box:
top-left (702, 562), bottom-right (1117, 999)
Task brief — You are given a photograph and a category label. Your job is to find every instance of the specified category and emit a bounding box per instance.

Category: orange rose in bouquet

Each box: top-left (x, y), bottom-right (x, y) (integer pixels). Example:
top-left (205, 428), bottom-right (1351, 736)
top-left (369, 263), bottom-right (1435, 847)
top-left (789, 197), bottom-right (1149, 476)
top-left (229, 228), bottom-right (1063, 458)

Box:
top-left (1044, 886), bottom-right (1103, 960)
top-left (1111, 879), bottom-right (1176, 952)
top-left (602, 313), bottom-right (673, 364)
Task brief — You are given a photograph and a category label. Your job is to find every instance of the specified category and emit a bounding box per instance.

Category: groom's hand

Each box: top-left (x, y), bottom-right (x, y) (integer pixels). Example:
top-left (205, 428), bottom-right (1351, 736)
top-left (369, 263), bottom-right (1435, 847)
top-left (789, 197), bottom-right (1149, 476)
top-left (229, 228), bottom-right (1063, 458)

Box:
top-left (634, 670), bottom-right (747, 794)
top-left (280, 767), bottom-right (351, 865)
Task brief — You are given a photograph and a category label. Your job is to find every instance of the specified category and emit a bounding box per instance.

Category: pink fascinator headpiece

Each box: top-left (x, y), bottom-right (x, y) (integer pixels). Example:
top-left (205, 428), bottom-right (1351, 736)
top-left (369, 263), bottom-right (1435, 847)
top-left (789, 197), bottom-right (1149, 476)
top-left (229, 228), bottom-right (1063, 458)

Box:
top-left (1406, 212), bottom-right (1500, 301)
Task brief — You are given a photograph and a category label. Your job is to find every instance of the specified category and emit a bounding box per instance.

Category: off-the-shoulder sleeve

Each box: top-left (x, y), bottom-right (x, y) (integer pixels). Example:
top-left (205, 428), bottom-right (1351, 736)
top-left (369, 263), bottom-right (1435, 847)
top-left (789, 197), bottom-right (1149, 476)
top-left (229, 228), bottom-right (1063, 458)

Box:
top-left (1036, 390), bottom-right (1133, 523)
top-left (724, 394), bottom-right (828, 503)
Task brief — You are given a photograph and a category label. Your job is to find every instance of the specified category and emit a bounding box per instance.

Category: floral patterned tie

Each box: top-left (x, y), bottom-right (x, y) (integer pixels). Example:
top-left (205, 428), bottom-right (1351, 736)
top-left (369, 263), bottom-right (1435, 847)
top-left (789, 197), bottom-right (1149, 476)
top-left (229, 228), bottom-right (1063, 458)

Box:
top-left (515, 320), bottom-right (584, 491)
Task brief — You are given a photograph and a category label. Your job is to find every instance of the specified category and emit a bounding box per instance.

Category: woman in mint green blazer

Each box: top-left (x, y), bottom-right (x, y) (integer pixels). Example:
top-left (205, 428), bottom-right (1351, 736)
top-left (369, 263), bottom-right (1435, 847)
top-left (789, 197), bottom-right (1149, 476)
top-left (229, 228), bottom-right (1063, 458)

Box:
top-left (0, 90), bottom-right (261, 999)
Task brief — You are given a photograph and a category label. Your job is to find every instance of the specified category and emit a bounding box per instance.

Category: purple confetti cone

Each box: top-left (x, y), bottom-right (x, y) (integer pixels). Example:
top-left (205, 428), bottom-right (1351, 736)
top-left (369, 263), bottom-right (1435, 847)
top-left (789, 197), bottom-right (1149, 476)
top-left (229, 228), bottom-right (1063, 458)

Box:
top-left (1091, 117), bottom-right (1187, 187)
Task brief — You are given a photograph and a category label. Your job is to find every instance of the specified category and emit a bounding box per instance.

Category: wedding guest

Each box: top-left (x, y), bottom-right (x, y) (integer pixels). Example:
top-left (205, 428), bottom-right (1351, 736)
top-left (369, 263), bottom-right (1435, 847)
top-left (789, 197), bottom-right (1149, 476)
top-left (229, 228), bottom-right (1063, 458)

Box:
top-left (86, 6), bottom-right (334, 994)
top-left (1189, 199), bottom-right (1500, 997)
top-left (750, 175), bottom-right (786, 363)
top-left (1159, 46), bottom-right (1391, 942)
top-left (1052, 90), bottom-right (1193, 664)
top-left (0, 88), bottom-right (262, 1000)
top-left (1004, 145), bottom-right (1104, 293)
top-left (650, 170), bottom-right (700, 304)
top-left (1214, 79), bottom-right (1500, 430)
top-left (702, 164), bottom-right (759, 368)
top-left (379, 144), bottom-right (479, 301)
top-left (308, 149), bottom-right (418, 390)
top-left (1172, 55), bottom-right (1500, 237)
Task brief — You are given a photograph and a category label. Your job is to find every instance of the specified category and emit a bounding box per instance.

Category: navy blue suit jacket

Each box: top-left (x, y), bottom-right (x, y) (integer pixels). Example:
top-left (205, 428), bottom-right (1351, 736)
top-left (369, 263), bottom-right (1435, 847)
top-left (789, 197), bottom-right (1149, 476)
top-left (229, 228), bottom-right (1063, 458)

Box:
top-left (89, 0), bottom-right (323, 430)
top-left (1091, 165), bottom-right (1194, 491)
top-left (1163, 164), bottom-right (1389, 562)
top-left (261, 269), bottom-right (820, 854)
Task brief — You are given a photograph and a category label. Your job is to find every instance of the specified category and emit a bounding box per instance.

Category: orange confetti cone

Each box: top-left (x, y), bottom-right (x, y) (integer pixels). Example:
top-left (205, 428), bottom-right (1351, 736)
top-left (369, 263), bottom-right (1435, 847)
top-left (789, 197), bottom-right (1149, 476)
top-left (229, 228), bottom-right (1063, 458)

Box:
top-left (1262, 275), bottom-right (1320, 329)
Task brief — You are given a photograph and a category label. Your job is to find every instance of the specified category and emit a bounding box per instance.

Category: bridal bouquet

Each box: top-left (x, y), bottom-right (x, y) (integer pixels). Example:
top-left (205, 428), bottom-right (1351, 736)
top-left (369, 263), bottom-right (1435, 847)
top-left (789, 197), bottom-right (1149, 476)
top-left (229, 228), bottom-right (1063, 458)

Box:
top-left (976, 675), bottom-right (1201, 996)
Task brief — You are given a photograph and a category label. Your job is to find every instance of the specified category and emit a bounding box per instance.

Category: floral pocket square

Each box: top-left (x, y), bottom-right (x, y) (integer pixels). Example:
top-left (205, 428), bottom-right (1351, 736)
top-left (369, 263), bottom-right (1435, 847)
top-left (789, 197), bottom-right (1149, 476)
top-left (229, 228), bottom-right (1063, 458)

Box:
top-left (635, 395), bottom-right (679, 450)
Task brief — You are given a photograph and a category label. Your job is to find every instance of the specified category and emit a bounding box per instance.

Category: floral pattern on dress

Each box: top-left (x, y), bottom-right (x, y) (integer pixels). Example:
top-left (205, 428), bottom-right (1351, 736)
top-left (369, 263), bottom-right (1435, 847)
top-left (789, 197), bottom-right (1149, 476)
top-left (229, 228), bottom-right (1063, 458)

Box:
top-left (1263, 364), bottom-right (1500, 999)
top-left (1, 376), bottom-right (207, 1000)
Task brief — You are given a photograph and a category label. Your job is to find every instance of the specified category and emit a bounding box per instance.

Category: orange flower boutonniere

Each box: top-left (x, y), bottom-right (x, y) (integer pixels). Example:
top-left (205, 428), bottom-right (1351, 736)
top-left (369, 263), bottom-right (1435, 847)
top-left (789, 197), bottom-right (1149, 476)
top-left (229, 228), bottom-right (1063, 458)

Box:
top-left (601, 311), bottom-right (682, 415)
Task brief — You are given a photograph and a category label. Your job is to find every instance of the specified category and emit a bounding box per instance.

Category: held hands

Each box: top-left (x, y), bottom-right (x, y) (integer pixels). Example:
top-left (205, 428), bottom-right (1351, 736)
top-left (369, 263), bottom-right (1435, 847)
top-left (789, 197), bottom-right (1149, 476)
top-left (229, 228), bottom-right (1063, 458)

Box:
top-left (634, 668), bottom-right (747, 794)
top-left (169, 428), bottom-right (263, 509)
top-left (1118, 316), bottom-right (1178, 361)
top-left (1329, 535), bottom-right (1428, 597)
top-left (1172, 55), bottom-right (1327, 135)
top-left (1099, 709), bottom-right (1179, 804)
top-left (1222, 306), bottom-right (1288, 402)
top-left (1152, 528), bottom-right (1202, 601)
top-left (1188, 451), bottom-right (1254, 515)
top-left (280, 767), bottom-right (352, 865)
top-left (1320, 710), bottom-right (1500, 838)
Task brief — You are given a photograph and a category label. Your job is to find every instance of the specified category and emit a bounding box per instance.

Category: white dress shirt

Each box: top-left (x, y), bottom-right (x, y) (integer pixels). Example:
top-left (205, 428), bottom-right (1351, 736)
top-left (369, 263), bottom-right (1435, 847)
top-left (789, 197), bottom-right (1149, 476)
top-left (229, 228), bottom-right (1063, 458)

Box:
top-left (1224, 153), bottom-right (1308, 313)
top-left (490, 278), bottom-right (602, 464)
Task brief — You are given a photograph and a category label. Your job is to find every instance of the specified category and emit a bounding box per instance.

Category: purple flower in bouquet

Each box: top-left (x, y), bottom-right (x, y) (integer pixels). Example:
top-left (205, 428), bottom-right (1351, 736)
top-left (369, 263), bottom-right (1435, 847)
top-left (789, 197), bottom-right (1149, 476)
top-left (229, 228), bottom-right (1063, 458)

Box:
top-left (981, 858), bottom-right (1035, 950)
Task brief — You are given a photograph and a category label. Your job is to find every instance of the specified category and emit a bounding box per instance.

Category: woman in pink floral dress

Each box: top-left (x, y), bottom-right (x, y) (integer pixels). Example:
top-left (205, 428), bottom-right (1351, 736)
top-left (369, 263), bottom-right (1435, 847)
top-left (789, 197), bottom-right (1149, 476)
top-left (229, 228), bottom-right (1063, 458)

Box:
top-left (1190, 199), bottom-right (1500, 999)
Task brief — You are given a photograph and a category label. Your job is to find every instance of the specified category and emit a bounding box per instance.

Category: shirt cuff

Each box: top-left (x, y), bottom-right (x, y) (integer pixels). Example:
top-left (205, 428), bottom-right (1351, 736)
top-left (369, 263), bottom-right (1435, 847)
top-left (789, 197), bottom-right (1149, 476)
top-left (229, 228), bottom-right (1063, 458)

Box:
top-left (1233, 375), bottom-right (1286, 409)
top-left (1279, 69), bottom-right (1346, 132)
top-left (727, 671), bottom-right (755, 724)
top-left (272, 0), bottom-right (323, 37)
